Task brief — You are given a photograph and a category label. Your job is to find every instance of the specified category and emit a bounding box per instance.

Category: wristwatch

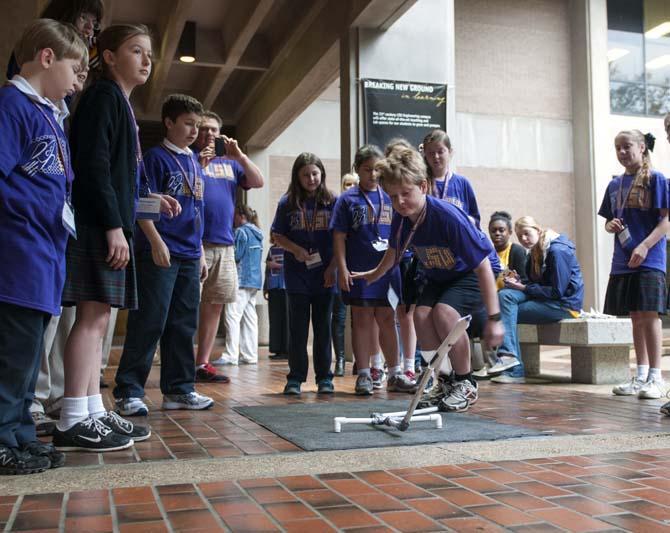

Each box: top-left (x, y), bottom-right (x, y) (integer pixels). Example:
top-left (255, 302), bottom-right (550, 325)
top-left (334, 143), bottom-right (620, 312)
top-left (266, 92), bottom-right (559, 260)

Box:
top-left (488, 313), bottom-right (502, 322)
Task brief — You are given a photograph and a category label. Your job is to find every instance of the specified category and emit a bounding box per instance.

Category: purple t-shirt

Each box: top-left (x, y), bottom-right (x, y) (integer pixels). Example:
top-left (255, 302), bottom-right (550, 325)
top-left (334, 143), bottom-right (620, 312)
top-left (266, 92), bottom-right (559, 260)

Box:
top-left (390, 195), bottom-right (500, 283)
top-left (200, 156), bottom-right (248, 246)
top-left (0, 85), bottom-right (72, 315)
top-left (271, 194), bottom-right (334, 294)
top-left (432, 173), bottom-right (480, 226)
top-left (135, 145), bottom-right (204, 260)
top-left (598, 170), bottom-right (668, 274)
top-left (330, 186), bottom-right (400, 300)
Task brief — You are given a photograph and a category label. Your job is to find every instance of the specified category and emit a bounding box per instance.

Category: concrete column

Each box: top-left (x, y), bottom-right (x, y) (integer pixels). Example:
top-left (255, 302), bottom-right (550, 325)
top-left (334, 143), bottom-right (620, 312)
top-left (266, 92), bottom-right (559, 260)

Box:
top-left (570, 0), bottom-right (612, 310)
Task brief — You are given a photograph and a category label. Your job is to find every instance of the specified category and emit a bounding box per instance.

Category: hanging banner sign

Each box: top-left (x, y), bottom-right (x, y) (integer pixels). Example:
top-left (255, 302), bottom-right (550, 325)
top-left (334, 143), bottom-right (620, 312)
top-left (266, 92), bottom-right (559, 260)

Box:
top-left (362, 78), bottom-right (447, 149)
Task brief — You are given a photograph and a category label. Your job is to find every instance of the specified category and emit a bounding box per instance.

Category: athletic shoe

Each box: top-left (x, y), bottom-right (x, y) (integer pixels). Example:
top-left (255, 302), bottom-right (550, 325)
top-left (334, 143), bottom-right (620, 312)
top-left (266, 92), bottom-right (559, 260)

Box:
top-left (387, 373), bottom-right (417, 393)
top-left (162, 392), bottom-right (214, 410)
top-left (196, 363), bottom-right (230, 383)
top-left (404, 369), bottom-right (416, 381)
top-left (31, 411), bottom-right (56, 437)
top-left (239, 357), bottom-right (257, 365)
top-left (283, 381), bottom-right (301, 395)
top-left (612, 377), bottom-right (645, 396)
top-left (660, 401), bottom-right (670, 416)
top-left (52, 417), bottom-right (133, 452)
top-left (98, 411), bottom-right (151, 442)
top-left (21, 441), bottom-right (65, 469)
top-left (317, 379), bottom-right (334, 394)
top-left (0, 445), bottom-right (50, 475)
top-left (371, 367), bottom-right (386, 389)
top-left (491, 374), bottom-right (526, 384)
top-left (115, 397), bottom-right (149, 417)
top-left (355, 374), bottom-right (374, 396)
top-left (269, 353), bottom-right (288, 360)
top-left (417, 373), bottom-right (453, 408)
top-left (472, 367), bottom-right (489, 379)
top-left (487, 355), bottom-right (521, 375)
top-left (639, 379), bottom-right (666, 400)
top-left (211, 354), bottom-right (238, 366)
top-left (439, 379), bottom-right (478, 412)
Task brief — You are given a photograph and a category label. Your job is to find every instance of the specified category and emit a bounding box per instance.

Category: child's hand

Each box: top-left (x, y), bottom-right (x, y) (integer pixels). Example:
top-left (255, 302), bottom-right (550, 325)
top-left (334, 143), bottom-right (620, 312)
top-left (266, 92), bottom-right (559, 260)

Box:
top-left (628, 242), bottom-right (648, 268)
top-left (606, 218), bottom-right (624, 233)
top-left (324, 262), bottom-right (337, 288)
top-left (151, 239), bottom-right (171, 268)
top-left (484, 320), bottom-right (504, 349)
top-left (105, 228), bottom-right (129, 270)
top-left (351, 269), bottom-right (380, 285)
top-left (504, 277), bottom-right (525, 291)
top-left (293, 246), bottom-right (310, 262)
top-left (199, 255), bottom-right (208, 282)
top-left (156, 194), bottom-right (181, 218)
top-left (338, 270), bottom-right (354, 292)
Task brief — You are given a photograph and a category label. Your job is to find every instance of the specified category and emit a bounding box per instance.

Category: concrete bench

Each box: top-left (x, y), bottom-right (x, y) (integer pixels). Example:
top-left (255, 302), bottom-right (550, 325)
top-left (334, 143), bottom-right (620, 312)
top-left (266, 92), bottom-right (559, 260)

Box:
top-left (517, 318), bottom-right (633, 384)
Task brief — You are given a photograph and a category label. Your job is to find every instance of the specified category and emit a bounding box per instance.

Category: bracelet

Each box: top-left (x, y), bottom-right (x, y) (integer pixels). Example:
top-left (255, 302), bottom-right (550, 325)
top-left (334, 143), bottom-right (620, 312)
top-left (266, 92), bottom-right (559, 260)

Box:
top-left (488, 313), bottom-right (502, 322)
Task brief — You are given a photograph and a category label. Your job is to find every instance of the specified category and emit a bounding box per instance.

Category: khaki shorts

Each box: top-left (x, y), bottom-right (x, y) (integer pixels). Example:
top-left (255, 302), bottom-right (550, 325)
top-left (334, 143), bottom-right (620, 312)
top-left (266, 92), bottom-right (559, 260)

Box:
top-left (201, 244), bottom-right (238, 304)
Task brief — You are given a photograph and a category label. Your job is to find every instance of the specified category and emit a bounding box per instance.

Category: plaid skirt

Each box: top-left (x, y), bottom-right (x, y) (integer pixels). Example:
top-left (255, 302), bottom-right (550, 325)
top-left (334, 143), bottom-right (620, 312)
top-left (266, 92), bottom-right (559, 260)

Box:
top-left (603, 270), bottom-right (668, 316)
top-left (61, 224), bottom-right (138, 310)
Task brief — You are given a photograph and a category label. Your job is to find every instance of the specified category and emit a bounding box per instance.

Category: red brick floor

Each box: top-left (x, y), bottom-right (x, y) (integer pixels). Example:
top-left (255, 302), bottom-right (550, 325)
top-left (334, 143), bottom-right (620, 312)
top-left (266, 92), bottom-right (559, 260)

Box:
top-left (6, 346), bottom-right (670, 531)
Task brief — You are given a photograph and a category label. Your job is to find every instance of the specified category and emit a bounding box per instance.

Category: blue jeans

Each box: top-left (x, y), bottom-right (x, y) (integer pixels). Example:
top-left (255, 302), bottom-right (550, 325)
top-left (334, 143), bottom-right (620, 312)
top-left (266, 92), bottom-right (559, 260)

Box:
top-left (114, 253), bottom-right (200, 398)
top-left (287, 292), bottom-right (334, 384)
top-left (498, 289), bottom-right (573, 377)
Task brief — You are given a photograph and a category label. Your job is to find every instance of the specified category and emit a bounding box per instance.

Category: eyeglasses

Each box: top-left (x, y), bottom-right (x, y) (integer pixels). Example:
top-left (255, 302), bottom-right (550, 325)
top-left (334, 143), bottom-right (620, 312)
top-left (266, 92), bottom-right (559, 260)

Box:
top-left (78, 13), bottom-right (100, 30)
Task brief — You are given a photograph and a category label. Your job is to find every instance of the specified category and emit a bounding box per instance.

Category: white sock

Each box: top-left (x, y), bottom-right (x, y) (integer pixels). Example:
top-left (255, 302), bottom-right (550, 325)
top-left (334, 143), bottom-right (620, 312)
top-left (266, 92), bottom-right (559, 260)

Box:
top-left (371, 354), bottom-right (383, 369)
top-left (389, 365), bottom-right (402, 376)
top-left (404, 357), bottom-right (415, 372)
top-left (88, 394), bottom-right (107, 419)
top-left (57, 397), bottom-right (89, 431)
top-left (637, 365), bottom-right (650, 381)
top-left (358, 367), bottom-right (371, 377)
top-left (649, 367), bottom-right (662, 382)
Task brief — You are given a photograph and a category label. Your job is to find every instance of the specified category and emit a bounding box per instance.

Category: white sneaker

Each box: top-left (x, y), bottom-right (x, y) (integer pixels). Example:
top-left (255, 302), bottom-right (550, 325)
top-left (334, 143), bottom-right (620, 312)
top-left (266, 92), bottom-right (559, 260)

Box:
top-left (612, 377), bottom-right (645, 396)
top-left (370, 368), bottom-right (386, 389)
top-left (211, 355), bottom-right (238, 366)
top-left (638, 379), bottom-right (666, 400)
top-left (491, 374), bottom-right (526, 384)
top-left (239, 357), bottom-right (258, 365)
top-left (162, 392), bottom-right (214, 410)
top-left (488, 355), bottom-right (521, 375)
top-left (115, 397), bottom-right (149, 417)
top-left (472, 367), bottom-right (488, 379)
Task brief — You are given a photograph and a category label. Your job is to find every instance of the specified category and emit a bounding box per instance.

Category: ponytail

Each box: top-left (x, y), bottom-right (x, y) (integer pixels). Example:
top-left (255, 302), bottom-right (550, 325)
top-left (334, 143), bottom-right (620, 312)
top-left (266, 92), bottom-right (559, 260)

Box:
top-left (237, 204), bottom-right (259, 228)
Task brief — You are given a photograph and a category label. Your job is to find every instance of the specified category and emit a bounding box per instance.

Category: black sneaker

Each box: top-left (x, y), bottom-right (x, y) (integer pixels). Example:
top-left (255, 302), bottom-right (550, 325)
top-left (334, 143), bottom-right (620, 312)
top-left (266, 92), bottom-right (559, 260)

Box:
top-left (98, 411), bottom-right (151, 442)
top-left (0, 445), bottom-right (50, 475)
top-left (52, 417), bottom-right (134, 452)
top-left (21, 441), bottom-right (65, 468)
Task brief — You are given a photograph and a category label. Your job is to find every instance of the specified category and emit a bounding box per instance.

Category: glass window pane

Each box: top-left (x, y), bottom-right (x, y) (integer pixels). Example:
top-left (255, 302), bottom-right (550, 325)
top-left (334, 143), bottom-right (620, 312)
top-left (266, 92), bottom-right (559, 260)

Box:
top-left (647, 85), bottom-right (670, 114)
top-left (610, 82), bottom-right (645, 114)
top-left (608, 30), bottom-right (645, 83)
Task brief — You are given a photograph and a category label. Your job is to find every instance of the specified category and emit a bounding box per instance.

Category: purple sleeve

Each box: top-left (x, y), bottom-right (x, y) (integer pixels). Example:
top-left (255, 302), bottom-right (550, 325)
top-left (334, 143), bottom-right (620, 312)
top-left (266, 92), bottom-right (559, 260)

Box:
top-left (0, 111), bottom-right (23, 177)
top-left (271, 197), bottom-right (289, 235)
top-left (231, 159), bottom-right (250, 190)
top-left (330, 195), bottom-right (351, 233)
top-left (598, 181), bottom-right (614, 220)
top-left (389, 212), bottom-right (402, 251)
top-left (142, 150), bottom-right (163, 195)
top-left (652, 172), bottom-right (669, 213)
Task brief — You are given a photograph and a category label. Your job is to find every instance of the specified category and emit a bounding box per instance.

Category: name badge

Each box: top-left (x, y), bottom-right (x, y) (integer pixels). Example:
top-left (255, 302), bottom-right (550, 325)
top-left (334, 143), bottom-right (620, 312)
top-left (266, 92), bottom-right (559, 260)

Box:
top-left (136, 196), bottom-right (162, 220)
top-left (387, 286), bottom-right (399, 310)
top-left (372, 239), bottom-right (389, 252)
top-left (617, 226), bottom-right (632, 249)
top-left (305, 250), bottom-right (323, 270)
top-left (62, 201), bottom-right (76, 238)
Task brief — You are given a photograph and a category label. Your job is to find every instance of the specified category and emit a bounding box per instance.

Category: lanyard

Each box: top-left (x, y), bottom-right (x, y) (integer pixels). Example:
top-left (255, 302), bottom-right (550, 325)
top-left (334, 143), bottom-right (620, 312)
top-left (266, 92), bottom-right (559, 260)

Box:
top-left (31, 102), bottom-right (73, 200)
top-left (160, 144), bottom-right (197, 196)
top-left (436, 170), bottom-right (453, 200)
top-left (359, 186), bottom-right (384, 237)
top-left (615, 175), bottom-right (635, 220)
top-left (394, 200), bottom-right (427, 265)
top-left (113, 81), bottom-right (147, 192)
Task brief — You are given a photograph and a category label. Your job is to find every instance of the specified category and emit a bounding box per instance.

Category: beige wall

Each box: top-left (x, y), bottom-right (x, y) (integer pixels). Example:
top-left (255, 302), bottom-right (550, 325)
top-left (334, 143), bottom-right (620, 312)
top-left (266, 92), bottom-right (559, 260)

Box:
top-left (1, 2), bottom-right (40, 82)
top-left (454, 0), bottom-right (575, 239)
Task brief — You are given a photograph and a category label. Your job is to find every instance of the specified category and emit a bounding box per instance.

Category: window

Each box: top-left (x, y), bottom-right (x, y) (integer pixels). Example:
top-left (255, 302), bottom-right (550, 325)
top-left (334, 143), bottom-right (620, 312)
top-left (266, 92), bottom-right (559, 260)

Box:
top-left (607, 0), bottom-right (670, 116)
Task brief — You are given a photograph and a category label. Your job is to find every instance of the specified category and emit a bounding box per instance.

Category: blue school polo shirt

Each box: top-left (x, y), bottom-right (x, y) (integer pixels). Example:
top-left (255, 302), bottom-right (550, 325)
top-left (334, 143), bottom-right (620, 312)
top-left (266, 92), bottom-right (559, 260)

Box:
top-left (199, 155), bottom-right (248, 246)
top-left (271, 194), bottom-right (335, 294)
top-left (390, 195), bottom-right (500, 283)
top-left (330, 185), bottom-right (400, 300)
top-left (432, 172), bottom-right (481, 226)
top-left (598, 170), bottom-right (669, 275)
top-left (0, 85), bottom-right (72, 315)
top-left (135, 141), bottom-right (204, 260)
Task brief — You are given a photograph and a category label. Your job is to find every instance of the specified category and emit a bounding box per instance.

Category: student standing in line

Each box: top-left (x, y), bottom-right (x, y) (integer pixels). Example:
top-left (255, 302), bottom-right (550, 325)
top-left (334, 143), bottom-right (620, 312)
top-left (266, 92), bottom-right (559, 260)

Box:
top-left (272, 153), bottom-right (337, 396)
top-left (423, 129), bottom-right (480, 226)
top-left (600, 131), bottom-right (669, 401)
top-left (355, 147), bottom-right (504, 413)
top-left (114, 94), bottom-right (214, 415)
top-left (264, 238), bottom-right (290, 361)
top-left (55, 24), bottom-right (161, 452)
top-left (0, 18), bottom-right (87, 475)
top-left (332, 145), bottom-right (416, 396)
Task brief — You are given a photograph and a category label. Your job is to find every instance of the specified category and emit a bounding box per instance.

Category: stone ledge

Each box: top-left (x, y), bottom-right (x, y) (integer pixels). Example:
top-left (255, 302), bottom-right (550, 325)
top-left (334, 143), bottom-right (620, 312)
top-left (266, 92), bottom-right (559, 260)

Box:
top-left (518, 318), bottom-right (633, 346)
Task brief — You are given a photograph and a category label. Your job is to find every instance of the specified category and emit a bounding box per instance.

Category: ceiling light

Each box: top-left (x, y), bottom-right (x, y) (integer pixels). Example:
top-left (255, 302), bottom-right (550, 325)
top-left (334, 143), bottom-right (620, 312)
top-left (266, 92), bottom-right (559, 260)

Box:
top-left (646, 21), bottom-right (670, 39)
top-left (607, 48), bottom-right (630, 62)
top-left (646, 54), bottom-right (670, 70)
top-left (177, 21), bottom-right (196, 63)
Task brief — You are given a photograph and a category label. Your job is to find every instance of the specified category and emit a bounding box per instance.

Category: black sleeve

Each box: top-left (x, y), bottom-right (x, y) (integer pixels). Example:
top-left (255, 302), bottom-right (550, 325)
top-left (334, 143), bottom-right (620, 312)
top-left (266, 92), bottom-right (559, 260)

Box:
top-left (509, 244), bottom-right (529, 283)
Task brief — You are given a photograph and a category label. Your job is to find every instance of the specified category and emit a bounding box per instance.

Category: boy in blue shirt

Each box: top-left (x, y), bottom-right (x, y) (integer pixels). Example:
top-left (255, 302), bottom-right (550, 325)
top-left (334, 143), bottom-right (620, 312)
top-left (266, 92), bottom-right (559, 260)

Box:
top-left (0, 19), bottom-right (87, 474)
top-left (114, 94), bottom-right (214, 415)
